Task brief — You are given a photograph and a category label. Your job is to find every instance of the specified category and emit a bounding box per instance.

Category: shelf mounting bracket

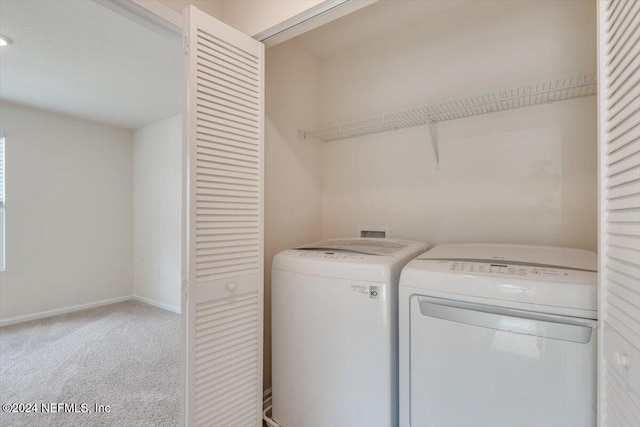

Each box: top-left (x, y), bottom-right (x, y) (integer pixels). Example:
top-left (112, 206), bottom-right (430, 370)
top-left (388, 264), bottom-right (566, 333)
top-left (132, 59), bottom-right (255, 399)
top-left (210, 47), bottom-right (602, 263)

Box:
top-left (426, 120), bottom-right (440, 170)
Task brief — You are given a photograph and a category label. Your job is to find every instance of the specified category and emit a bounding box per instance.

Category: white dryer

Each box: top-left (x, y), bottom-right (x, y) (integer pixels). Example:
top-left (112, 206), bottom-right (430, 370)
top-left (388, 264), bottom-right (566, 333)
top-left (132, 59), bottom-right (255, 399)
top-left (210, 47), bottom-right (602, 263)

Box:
top-left (399, 243), bottom-right (597, 427)
top-left (272, 238), bottom-right (430, 427)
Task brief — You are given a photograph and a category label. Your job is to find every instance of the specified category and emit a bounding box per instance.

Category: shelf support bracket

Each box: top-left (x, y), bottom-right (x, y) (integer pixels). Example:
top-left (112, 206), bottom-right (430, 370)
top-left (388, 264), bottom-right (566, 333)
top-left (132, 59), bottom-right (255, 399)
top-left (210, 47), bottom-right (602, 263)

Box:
top-left (426, 120), bottom-right (440, 170)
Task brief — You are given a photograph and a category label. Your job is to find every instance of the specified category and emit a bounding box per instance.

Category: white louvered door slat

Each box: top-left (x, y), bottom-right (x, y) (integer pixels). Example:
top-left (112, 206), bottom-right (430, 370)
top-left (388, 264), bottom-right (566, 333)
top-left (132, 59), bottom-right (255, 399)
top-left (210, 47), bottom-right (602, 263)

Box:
top-left (598, 0), bottom-right (640, 426)
top-left (0, 136), bottom-right (4, 206)
top-left (183, 6), bottom-right (264, 427)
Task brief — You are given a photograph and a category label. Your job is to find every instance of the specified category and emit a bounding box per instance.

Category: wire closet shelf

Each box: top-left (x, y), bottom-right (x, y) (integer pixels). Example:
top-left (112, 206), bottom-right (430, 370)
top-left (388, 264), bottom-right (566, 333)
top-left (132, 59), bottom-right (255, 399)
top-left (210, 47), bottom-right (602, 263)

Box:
top-left (300, 72), bottom-right (597, 142)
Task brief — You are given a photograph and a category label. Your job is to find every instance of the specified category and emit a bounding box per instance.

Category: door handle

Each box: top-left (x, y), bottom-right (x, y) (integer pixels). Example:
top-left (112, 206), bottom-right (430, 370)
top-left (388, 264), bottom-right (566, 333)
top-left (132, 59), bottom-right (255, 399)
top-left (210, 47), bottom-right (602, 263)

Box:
top-left (417, 296), bottom-right (595, 344)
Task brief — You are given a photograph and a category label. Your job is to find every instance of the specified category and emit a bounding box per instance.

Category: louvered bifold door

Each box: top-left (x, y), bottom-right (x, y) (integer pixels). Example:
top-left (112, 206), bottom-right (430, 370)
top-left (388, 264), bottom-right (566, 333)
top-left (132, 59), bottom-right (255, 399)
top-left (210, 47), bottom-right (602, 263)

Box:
top-left (182, 6), bottom-right (264, 427)
top-left (598, 0), bottom-right (640, 426)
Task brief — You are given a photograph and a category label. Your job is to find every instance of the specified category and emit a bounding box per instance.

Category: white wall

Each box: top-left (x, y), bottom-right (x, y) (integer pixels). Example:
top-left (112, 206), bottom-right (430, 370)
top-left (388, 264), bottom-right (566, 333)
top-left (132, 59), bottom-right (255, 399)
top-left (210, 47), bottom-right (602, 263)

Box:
top-left (159, 0), bottom-right (325, 38)
top-left (0, 101), bottom-right (133, 322)
top-left (158, 0), bottom-right (223, 18)
top-left (133, 114), bottom-right (182, 312)
top-left (323, 98), bottom-right (597, 249)
top-left (221, 0), bottom-right (324, 37)
top-left (319, 0), bottom-right (597, 124)
top-left (319, 0), bottom-right (598, 250)
top-left (264, 39), bottom-right (324, 386)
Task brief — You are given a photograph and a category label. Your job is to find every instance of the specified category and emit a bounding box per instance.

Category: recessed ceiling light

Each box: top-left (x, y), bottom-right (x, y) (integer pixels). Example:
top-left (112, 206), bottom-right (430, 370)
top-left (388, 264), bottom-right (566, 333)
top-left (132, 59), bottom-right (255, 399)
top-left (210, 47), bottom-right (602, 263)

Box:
top-left (0, 35), bottom-right (13, 47)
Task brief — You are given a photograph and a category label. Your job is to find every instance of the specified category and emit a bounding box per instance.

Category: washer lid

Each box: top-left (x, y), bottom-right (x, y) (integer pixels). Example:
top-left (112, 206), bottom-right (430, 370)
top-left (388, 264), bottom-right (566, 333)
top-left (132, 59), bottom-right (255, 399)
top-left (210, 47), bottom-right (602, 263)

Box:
top-left (273, 238), bottom-right (430, 283)
top-left (297, 238), bottom-right (411, 256)
top-left (401, 244), bottom-right (597, 318)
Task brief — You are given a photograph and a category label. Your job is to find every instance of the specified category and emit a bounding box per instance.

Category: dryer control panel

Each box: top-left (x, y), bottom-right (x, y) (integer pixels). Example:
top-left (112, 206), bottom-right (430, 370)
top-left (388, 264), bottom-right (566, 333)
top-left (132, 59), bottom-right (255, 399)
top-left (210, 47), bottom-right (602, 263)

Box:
top-left (448, 261), bottom-right (567, 279)
top-left (418, 259), bottom-right (596, 284)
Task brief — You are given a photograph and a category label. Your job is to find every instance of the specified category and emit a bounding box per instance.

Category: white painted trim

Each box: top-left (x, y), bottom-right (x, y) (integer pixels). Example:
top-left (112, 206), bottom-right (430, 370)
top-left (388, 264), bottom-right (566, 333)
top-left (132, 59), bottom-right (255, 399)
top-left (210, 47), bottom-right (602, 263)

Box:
top-left (596, 0), bottom-right (606, 424)
top-left (133, 294), bottom-right (181, 314)
top-left (0, 294), bottom-right (181, 327)
top-left (93, 0), bottom-right (181, 41)
top-left (130, 0), bottom-right (182, 28)
top-left (255, 0), bottom-right (377, 47)
top-left (0, 295), bottom-right (132, 327)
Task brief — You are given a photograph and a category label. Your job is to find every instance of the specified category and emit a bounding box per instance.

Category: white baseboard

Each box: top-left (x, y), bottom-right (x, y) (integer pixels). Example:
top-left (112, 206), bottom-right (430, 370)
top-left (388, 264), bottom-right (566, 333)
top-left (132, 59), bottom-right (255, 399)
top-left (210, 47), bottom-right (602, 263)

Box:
top-left (132, 295), bottom-right (181, 314)
top-left (0, 295), bottom-right (133, 328)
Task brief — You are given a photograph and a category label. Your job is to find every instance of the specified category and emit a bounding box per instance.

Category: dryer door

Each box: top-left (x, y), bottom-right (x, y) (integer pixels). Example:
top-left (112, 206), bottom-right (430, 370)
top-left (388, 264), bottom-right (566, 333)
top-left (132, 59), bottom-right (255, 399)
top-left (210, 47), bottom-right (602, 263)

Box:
top-left (408, 295), bottom-right (596, 427)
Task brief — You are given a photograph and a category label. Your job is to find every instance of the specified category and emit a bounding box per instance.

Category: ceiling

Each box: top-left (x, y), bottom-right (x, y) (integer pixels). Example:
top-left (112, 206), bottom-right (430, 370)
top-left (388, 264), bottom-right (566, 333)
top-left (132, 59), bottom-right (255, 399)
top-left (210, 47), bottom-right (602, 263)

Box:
top-left (0, 0), bottom-right (516, 129)
top-left (0, 0), bottom-right (182, 130)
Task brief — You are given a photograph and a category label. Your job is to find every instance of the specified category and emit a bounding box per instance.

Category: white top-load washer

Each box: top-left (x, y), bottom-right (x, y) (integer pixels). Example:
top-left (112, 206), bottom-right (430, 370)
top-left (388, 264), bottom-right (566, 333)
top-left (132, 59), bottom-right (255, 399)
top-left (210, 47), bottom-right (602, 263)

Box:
top-left (272, 238), bottom-right (430, 427)
top-left (399, 243), bottom-right (597, 427)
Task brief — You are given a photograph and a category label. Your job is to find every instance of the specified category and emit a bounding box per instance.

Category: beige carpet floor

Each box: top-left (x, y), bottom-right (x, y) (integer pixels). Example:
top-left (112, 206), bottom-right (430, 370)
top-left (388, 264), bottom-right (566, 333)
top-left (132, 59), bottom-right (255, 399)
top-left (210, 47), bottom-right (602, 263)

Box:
top-left (0, 300), bottom-right (180, 427)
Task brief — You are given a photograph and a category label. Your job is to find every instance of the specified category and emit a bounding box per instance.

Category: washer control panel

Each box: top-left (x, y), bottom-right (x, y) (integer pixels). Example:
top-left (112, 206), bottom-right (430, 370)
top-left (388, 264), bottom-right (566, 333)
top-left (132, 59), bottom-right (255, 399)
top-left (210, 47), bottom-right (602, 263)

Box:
top-left (299, 251), bottom-right (365, 261)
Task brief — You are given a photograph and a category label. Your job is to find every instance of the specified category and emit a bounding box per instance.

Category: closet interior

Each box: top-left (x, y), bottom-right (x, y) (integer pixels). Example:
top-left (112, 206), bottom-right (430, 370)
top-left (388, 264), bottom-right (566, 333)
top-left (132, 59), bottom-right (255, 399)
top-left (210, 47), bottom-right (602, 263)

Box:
top-left (263, 0), bottom-right (597, 387)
